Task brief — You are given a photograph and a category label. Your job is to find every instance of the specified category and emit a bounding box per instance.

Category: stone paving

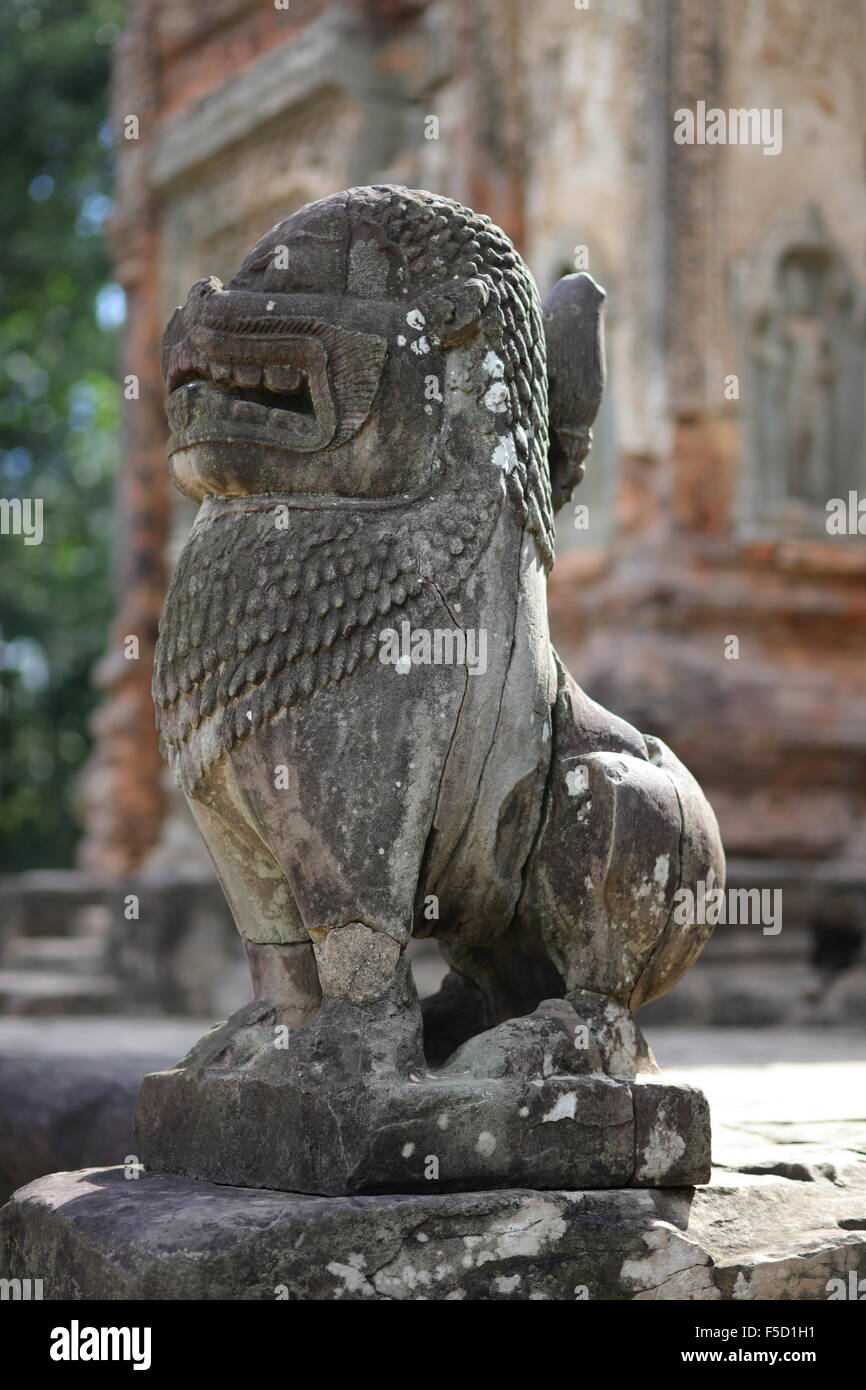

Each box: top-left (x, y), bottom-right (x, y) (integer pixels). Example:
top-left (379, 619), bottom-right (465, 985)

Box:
top-left (655, 1026), bottom-right (866, 1177)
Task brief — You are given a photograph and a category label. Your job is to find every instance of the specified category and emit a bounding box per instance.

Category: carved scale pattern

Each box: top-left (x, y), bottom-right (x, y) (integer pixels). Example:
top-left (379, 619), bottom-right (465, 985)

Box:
top-left (153, 491), bottom-right (500, 793)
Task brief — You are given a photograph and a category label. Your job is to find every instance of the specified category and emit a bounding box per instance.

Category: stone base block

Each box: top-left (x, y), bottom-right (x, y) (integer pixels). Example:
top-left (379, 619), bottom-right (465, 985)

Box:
top-left (2, 1165), bottom-right (865, 1300)
top-left (136, 1066), bottom-right (710, 1194)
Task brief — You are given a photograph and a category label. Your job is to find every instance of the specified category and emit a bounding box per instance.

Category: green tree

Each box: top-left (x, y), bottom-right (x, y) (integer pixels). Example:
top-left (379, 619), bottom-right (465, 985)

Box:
top-left (0, 0), bottom-right (126, 869)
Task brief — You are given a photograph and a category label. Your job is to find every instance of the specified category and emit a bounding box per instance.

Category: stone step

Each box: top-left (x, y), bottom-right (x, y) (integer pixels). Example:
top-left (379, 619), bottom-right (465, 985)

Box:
top-left (0, 970), bottom-right (120, 1016)
top-left (4, 935), bottom-right (107, 974)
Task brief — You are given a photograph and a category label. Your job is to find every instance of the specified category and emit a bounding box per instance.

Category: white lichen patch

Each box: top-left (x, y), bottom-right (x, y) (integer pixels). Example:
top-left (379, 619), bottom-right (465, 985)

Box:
top-left (401, 1142), bottom-right (415, 1158)
top-left (476, 1130), bottom-right (497, 1157)
top-left (636, 1113), bottom-right (686, 1182)
top-left (411, 336), bottom-right (430, 355)
top-left (495, 1200), bottom-right (568, 1259)
top-left (464, 1239), bottom-right (497, 1273)
top-left (436, 1112), bottom-right (450, 1130)
top-left (455, 1199), bottom-right (568, 1274)
top-left (482, 350), bottom-right (505, 378)
top-left (654, 854), bottom-right (670, 887)
top-left (398, 1264), bottom-right (432, 1292)
top-left (483, 380), bottom-right (509, 412)
top-left (491, 437), bottom-right (517, 474)
top-left (632, 855), bottom-right (671, 912)
top-left (565, 765), bottom-right (589, 798)
top-left (542, 1091), bottom-right (577, 1123)
top-left (620, 1226), bottom-right (709, 1294)
top-left (495, 1274), bottom-right (521, 1294)
top-left (326, 1253), bottom-right (375, 1297)
top-left (406, 308), bottom-right (426, 330)
top-left (397, 334), bottom-right (407, 346)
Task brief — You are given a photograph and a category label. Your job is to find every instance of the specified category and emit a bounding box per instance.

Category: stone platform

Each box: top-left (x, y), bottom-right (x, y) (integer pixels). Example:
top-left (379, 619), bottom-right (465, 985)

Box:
top-left (2, 1162), bottom-right (865, 1300)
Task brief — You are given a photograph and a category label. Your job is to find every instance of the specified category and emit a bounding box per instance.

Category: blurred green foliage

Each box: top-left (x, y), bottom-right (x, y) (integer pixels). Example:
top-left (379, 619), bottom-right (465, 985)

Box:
top-left (0, 0), bottom-right (126, 869)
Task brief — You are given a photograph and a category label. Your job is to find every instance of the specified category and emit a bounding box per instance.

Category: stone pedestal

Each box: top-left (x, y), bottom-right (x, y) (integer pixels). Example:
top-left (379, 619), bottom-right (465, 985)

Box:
top-left (134, 1000), bottom-right (711, 1194)
top-left (2, 1164), bottom-right (865, 1301)
top-left (137, 1070), bottom-right (708, 1194)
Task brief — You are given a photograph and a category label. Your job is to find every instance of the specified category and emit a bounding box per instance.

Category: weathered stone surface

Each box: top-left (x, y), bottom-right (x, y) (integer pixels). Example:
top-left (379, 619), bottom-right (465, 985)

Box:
top-left (2, 1163), bottom-right (864, 1301)
top-left (137, 184), bottom-right (723, 1194)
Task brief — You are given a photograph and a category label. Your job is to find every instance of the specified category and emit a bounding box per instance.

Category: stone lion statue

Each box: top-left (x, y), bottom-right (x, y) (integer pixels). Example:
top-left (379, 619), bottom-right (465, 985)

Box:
top-left (143, 186), bottom-right (724, 1192)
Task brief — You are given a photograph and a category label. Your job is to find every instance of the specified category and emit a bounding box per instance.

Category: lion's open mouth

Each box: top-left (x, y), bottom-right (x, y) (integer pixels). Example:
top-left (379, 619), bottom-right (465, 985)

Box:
top-left (163, 293), bottom-right (389, 469)
top-left (218, 375), bottom-right (316, 418)
top-left (168, 361), bottom-right (317, 421)
top-left (166, 355), bottom-right (315, 414)
top-left (164, 334), bottom-right (335, 455)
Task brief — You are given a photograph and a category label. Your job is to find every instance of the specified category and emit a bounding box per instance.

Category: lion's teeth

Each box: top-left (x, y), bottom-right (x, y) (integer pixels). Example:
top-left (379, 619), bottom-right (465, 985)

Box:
top-left (263, 365), bottom-right (302, 393)
top-left (232, 364), bottom-right (263, 388)
top-left (211, 363), bottom-right (232, 382)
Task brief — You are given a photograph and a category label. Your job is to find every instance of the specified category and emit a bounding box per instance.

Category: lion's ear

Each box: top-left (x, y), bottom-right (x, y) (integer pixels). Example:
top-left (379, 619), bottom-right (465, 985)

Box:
top-left (543, 273), bottom-right (606, 512)
top-left (417, 277), bottom-right (489, 348)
